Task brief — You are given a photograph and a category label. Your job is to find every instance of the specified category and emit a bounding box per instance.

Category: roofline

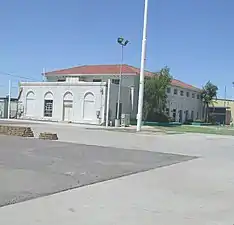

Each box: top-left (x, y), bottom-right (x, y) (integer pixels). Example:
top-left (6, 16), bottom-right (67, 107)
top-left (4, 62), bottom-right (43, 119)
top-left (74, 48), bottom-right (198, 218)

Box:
top-left (20, 81), bottom-right (107, 87)
top-left (44, 73), bottom-right (138, 77)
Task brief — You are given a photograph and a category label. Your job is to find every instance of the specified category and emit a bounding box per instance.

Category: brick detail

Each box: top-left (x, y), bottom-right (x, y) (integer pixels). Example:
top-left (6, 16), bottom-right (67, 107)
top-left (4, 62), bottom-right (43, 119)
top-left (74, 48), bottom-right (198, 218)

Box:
top-left (0, 125), bottom-right (34, 137)
top-left (39, 132), bottom-right (58, 140)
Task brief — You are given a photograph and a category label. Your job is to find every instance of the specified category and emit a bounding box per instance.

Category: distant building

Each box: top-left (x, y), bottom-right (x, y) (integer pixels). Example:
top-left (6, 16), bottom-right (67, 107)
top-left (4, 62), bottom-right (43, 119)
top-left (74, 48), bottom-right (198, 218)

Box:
top-left (0, 97), bottom-right (18, 119)
top-left (18, 64), bottom-right (204, 124)
top-left (211, 99), bottom-right (234, 125)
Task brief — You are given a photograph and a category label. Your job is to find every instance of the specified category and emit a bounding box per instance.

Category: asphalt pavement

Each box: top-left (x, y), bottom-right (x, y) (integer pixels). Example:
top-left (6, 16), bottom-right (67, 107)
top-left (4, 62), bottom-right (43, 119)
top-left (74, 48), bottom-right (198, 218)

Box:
top-left (0, 135), bottom-right (195, 207)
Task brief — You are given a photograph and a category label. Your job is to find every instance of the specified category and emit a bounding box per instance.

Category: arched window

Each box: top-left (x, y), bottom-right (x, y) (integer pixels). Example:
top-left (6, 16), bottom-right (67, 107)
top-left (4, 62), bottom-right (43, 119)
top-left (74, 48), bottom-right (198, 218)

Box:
top-left (63, 92), bottom-right (73, 121)
top-left (83, 92), bottom-right (95, 120)
top-left (44, 92), bottom-right (53, 117)
top-left (26, 91), bottom-right (35, 116)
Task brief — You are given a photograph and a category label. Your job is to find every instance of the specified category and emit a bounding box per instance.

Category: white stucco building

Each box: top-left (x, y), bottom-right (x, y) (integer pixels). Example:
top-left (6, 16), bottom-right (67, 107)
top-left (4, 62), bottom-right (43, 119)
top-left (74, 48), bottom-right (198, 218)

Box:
top-left (165, 80), bottom-right (202, 122)
top-left (18, 64), bottom-right (203, 124)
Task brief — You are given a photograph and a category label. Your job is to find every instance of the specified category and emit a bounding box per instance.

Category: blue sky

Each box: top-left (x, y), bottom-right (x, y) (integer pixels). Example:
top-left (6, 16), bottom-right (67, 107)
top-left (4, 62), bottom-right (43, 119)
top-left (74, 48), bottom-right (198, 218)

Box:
top-left (0, 0), bottom-right (234, 98)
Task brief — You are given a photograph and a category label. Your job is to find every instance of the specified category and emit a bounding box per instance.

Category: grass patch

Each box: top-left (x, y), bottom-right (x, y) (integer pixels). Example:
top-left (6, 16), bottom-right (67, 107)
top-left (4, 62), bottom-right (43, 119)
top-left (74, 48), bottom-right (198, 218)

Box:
top-left (154, 125), bottom-right (234, 136)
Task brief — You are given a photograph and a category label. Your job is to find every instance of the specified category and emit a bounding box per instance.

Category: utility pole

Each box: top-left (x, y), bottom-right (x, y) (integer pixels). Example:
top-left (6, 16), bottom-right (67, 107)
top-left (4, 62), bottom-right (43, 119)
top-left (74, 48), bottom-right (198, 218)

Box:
top-left (137, 0), bottom-right (149, 131)
top-left (7, 80), bottom-right (11, 119)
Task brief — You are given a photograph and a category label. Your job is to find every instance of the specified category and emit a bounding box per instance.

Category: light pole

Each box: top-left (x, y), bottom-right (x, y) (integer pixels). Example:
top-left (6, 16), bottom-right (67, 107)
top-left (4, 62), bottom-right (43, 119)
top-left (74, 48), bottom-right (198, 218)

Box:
top-left (7, 80), bottom-right (11, 119)
top-left (115, 37), bottom-right (129, 127)
top-left (137, 0), bottom-right (149, 131)
top-left (232, 82), bottom-right (234, 99)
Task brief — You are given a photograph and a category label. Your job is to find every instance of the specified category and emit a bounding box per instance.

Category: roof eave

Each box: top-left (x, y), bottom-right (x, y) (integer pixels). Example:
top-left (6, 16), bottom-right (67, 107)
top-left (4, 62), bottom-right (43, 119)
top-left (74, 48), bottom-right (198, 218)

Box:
top-left (44, 73), bottom-right (138, 77)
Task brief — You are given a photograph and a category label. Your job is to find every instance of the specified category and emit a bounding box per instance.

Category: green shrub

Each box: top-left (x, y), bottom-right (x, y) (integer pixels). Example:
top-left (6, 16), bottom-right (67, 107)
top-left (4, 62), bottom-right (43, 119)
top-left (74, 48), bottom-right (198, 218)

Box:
top-left (184, 119), bottom-right (193, 125)
top-left (146, 112), bottom-right (169, 122)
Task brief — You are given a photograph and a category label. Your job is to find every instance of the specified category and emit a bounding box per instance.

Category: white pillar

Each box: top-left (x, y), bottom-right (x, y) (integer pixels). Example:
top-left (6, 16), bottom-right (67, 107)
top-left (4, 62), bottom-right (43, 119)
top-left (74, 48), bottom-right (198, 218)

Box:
top-left (137, 0), bottom-right (149, 131)
top-left (106, 79), bottom-right (111, 127)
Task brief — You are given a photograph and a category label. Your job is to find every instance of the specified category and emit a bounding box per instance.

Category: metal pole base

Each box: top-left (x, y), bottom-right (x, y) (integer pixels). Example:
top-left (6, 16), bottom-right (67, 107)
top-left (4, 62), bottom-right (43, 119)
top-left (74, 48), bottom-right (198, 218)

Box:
top-left (115, 119), bottom-right (121, 127)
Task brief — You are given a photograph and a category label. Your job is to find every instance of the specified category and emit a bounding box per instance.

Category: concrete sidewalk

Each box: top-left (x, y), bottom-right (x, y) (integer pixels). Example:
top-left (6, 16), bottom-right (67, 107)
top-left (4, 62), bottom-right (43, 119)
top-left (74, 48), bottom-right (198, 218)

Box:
top-left (0, 157), bottom-right (234, 225)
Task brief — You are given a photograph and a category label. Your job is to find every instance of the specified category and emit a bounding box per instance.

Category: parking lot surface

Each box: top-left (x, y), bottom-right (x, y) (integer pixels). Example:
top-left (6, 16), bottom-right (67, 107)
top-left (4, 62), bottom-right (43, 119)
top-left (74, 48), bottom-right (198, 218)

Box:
top-left (0, 135), bottom-right (194, 207)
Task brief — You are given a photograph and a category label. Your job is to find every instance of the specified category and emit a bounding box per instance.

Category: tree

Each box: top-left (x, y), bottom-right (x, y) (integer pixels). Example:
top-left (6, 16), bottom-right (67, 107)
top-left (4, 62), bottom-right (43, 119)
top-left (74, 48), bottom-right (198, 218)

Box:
top-left (201, 81), bottom-right (218, 122)
top-left (143, 66), bottom-right (172, 121)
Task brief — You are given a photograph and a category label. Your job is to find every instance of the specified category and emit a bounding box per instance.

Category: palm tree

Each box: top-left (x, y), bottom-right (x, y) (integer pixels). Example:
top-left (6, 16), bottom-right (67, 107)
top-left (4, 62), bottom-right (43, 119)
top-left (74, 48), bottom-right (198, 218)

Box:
top-left (201, 81), bottom-right (218, 122)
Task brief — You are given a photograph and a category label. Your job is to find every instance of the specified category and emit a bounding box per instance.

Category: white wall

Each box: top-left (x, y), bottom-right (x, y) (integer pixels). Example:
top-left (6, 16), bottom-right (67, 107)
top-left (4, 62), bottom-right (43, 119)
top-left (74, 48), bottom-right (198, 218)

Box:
top-left (19, 82), bottom-right (107, 124)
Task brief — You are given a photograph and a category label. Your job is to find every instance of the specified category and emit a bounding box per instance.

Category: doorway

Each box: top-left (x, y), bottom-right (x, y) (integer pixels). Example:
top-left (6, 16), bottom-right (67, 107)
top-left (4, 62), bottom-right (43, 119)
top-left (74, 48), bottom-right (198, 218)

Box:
top-left (63, 92), bottom-right (73, 122)
top-left (179, 110), bottom-right (183, 123)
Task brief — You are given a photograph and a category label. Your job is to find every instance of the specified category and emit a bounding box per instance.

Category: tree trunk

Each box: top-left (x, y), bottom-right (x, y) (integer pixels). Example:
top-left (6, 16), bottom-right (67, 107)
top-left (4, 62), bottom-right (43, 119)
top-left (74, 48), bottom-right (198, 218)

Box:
top-left (206, 103), bottom-right (209, 122)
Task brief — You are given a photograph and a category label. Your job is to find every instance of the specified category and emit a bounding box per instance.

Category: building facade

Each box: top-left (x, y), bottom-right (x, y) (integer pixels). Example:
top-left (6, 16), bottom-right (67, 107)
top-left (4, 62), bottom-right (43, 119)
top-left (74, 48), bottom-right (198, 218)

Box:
top-left (18, 79), bottom-right (132, 125)
top-left (211, 99), bottom-right (234, 125)
top-left (0, 97), bottom-right (18, 119)
top-left (44, 64), bottom-right (203, 123)
top-left (166, 83), bottom-right (202, 122)
top-left (18, 64), bottom-right (203, 124)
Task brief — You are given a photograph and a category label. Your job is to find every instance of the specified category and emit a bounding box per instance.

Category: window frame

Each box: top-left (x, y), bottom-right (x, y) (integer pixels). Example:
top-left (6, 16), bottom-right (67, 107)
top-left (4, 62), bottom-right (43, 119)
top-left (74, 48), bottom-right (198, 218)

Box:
top-left (44, 99), bottom-right (53, 117)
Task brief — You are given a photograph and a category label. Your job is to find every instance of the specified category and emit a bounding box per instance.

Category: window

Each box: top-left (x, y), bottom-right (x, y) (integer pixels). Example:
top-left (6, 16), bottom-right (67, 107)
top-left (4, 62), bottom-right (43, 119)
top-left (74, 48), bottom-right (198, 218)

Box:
top-left (44, 92), bottom-right (53, 117)
top-left (185, 110), bottom-right (189, 120)
top-left (44, 100), bottom-right (53, 117)
top-left (112, 79), bottom-right (120, 85)
top-left (93, 79), bottom-right (102, 82)
top-left (197, 94), bottom-right (200, 99)
top-left (186, 92), bottom-right (190, 97)
top-left (180, 90), bottom-right (184, 96)
top-left (172, 109), bottom-right (176, 121)
top-left (192, 93), bottom-right (195, 98)
top-left (167, 87), bottom-right (171, 94)
top-left (165, 108), bottom-right (170, 116)
top-left (174, 89), bottom-right (178, 95)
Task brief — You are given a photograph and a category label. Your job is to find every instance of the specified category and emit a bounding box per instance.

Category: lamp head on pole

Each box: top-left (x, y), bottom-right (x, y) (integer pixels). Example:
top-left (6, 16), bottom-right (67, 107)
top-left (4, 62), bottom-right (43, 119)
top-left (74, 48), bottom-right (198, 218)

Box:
top-left (117, 37), bottom-right (129, 46)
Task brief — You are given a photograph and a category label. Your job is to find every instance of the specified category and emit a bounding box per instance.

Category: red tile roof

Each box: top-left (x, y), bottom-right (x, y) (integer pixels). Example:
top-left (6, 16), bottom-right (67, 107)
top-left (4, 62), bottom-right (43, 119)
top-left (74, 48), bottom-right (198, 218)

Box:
top-left (45, 64), bottom-right (153, 76)
top-left (45, 64), bottom-right (200, 91)
top-left (171, 79), bottom-right (201, 91)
